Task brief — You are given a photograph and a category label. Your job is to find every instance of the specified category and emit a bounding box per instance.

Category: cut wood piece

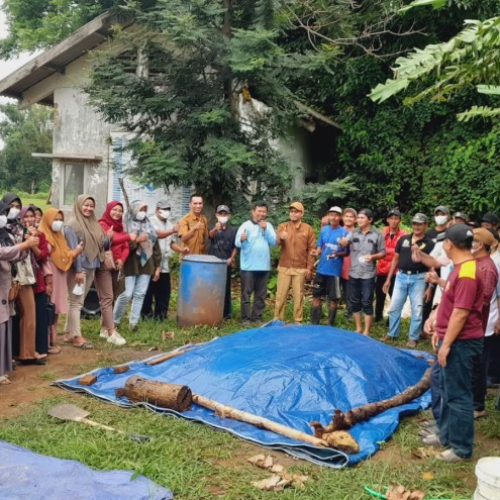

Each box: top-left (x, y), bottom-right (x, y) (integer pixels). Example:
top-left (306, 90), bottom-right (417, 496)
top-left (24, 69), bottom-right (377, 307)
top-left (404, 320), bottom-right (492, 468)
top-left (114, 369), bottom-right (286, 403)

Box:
top-left (123, 376), bottom-right (192, 411)
top-left (318, 367), bottom-right (432, 433)
top-left (113, 365), bottom-right (130, 374)
top-left (78, 374), bottom-right (97, 386)
top-left (145, 349), bottom-right (187, 366)
top-left (192, 394), bottom-right (329, 448)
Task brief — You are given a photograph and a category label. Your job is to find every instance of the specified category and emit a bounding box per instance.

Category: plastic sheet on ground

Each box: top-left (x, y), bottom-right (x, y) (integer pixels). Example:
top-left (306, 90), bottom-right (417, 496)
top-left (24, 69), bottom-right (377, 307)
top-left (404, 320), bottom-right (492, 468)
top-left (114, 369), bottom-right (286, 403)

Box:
top-left (54, 324), bottom-right (432, 467)
top-left (0, 440), bottom-right (173, 500)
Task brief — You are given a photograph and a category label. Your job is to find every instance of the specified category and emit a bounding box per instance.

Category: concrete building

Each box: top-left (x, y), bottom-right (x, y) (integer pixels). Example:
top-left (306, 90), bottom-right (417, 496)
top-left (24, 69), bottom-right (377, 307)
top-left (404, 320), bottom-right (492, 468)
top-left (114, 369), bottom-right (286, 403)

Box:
top-left (0, 13), bottom-right (189, 218)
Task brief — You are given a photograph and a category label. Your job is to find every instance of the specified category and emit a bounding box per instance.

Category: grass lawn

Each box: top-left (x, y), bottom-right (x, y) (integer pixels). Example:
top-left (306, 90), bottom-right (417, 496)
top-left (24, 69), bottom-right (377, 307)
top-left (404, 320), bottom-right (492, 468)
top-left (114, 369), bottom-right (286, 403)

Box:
top-left (1, 298), bottom-right (499, 499)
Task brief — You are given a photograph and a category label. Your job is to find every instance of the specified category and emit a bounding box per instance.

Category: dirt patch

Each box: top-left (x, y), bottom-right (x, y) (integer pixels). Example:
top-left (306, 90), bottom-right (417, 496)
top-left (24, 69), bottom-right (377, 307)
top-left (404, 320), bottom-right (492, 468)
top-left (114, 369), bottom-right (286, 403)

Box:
top-left (0, 343), bottom-right (151, 419)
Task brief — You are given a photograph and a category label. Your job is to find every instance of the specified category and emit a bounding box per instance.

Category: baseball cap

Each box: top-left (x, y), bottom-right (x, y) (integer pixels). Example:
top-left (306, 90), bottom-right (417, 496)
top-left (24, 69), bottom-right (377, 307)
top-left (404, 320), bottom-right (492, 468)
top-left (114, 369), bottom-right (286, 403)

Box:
top-left (453, 211), bottom-right (469, 223)
top-left (434, 205), bottom-right (450, 216)
top-left (343, 207), bottom-right (357, 217)
top-left (387, 209), bottom-right (401, 218)
top-left (487, 228), bottom-right (500, 242)
top-left (156, 199), bottom-right (171, 209)
top-left (473, 228), bottom-right (495, 246)
top-left (289, 201), bottom-right (304, 213)
top-left (412, 213), bottom-right (428, 224)
top-left (479, 212), bottom-right (500, 225)
top-left (328, 206), bottom-right (343, 214)
top-left (216, 205), bottom-right (231, 213)
top-left (445, 223), bottom-right (474, 245)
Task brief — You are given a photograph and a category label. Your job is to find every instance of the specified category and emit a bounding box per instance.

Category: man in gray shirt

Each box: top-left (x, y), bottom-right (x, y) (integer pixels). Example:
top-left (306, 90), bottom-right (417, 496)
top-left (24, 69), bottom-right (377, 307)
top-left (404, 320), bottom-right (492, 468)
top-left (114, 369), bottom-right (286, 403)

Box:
top-left (347, 208), bottom-right (386, 336)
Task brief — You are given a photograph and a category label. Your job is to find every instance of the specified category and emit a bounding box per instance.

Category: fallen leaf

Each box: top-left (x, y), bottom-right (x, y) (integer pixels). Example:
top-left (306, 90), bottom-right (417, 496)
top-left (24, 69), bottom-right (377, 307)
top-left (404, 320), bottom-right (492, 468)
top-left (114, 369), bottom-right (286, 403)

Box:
top-left (386, 484), bottom-right (425, 500)
top-left (263, 455), bottom-right (274, 469)
top-left (270, 464), bottom-right (285, 474)
top-left (421, 472), bottom-right (434, 480)
top-left (247, 454), bottom-right (266, 467)
top-left (162, 331), bottom-right (175, 340)
top-left (147, 346), bottom-right (158, 352)
top-left (252, 475), bottom-right (282, 491)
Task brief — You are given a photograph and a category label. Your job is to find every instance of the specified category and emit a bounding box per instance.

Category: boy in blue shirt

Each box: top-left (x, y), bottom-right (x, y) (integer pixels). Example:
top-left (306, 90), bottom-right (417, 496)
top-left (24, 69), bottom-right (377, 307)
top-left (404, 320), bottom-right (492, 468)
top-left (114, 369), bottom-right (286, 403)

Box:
top-left (311, 206), bottom-right (350, 325)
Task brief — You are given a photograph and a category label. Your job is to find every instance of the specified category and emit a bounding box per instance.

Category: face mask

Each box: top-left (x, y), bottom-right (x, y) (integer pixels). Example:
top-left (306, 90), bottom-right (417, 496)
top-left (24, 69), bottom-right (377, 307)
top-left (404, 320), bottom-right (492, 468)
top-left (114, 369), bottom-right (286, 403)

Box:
top-left (217, 216), bottom-right (229, 224)
top-left (52, 221), bottom-right (64, 232)
top-left (435, 216), bottom-right (448, 225)
top-left (7, 207), bottom-right (20, 220)
top-left (0, 215), bottom-right (7, 229)
top-left (136, 211), bottom-right (147, 221)
top-left (160, 210), bottom-right (170, 220)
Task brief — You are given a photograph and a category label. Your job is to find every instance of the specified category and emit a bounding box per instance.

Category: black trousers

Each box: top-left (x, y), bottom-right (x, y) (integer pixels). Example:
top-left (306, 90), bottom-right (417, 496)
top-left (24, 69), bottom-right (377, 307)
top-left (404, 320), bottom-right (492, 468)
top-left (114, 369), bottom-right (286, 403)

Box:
top-left (375, 274), bottom-right (395, 321)
top-left (473, 335), bottom-right (499, 410)
top-left (488, 335), bottom-right (500, 379)
top-left (240, 271), bottom-right (269, 322)
top-left (141, 272), bottom-right (171, 320)
top-left (224, 269), bottom-right (232, 319)
top-left (35, 291), bottom-right (49, 355)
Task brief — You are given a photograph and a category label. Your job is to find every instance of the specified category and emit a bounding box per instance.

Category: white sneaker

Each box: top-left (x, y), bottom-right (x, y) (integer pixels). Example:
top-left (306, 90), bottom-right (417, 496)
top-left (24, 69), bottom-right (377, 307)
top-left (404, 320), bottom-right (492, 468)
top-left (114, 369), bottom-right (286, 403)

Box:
top-left (99, 329), bottom-right (109, 338)
top-left (107, 331), bottom-right (126, 346)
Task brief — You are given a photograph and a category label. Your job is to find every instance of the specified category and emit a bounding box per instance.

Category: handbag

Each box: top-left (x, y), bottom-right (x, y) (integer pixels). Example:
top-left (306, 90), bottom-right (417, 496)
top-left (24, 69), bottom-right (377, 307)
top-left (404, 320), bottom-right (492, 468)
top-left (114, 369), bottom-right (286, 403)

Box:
top-left (46, 301), bottom-right (56, 326)
top-left (103, 250), bottom-right (116, 271)
top-left (8, 281), bottom-right (20, 302)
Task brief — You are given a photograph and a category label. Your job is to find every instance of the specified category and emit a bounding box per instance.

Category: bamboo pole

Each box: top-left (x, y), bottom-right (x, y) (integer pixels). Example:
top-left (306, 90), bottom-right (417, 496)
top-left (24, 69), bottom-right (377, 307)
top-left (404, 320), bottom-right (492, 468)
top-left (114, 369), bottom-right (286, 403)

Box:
top-left (192, 394), bottom-right (329, 448)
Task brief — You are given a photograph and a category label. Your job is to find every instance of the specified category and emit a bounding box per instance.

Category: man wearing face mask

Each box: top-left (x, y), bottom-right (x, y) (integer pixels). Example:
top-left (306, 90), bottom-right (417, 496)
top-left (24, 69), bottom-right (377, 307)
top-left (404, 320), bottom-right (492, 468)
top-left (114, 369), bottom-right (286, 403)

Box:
top-left (422, 206), bottom-right (452, 336)
top-left (141, 200), bottom-right (186, 321)
top-left (208, 205), bottom-right (238, 319)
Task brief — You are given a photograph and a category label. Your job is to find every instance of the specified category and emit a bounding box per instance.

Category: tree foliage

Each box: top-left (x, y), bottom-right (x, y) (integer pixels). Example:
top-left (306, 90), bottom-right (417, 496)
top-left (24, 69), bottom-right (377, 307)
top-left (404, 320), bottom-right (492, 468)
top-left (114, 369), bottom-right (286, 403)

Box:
top-left (0, 104), bottom-right (53, 193)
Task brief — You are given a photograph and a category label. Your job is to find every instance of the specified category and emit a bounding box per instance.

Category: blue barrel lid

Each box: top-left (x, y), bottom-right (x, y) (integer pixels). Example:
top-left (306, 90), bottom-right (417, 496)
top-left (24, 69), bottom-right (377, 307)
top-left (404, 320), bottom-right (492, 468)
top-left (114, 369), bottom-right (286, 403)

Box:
top-left (182, 255), bottom-right (227, 264)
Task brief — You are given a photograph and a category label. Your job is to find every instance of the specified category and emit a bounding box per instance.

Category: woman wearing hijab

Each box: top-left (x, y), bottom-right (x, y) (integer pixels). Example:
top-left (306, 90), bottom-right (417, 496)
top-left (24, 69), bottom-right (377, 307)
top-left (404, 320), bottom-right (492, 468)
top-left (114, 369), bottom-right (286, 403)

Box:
top-left (95, 201), bottom-right (137, 346)
top-left (2, 193), bottom-right (23, 243)
top-left (64, 195), bottom-right (110, 349)
top-left (113, 201), bottom-right (161, 332)
top-left (0, 202), bottom-right (40, 384)
top-left (20, 206), bottom-right (51, 358)
top-left (38, 208), bottom-right (84, 353)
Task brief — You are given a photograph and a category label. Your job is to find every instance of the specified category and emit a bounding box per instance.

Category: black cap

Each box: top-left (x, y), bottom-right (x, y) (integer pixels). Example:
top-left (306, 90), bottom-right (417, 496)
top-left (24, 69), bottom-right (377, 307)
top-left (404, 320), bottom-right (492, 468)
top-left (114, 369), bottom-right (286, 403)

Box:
top-left (480, 212), bottom-right (500, 225)
top-left (444, 223), bottom-right (474, 245)
top-left (216, 205), bottom-right (230, 214)
top-left (453, 211), bottom-right (469, 223)
top-left (387, 209), bottom-right (401, 218)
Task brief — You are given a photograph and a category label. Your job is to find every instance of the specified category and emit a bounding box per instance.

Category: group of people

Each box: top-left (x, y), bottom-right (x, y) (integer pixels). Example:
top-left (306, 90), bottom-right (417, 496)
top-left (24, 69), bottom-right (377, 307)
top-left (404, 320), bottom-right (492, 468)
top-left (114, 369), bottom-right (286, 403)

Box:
top-left (1, 192), bottom-right (498, 464)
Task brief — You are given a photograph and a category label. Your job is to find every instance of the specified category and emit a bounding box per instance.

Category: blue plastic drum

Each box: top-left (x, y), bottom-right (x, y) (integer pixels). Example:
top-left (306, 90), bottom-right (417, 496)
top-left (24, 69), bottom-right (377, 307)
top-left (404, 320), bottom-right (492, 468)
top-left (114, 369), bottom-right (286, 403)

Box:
top-left (177, 255), bottom-right (228, 327)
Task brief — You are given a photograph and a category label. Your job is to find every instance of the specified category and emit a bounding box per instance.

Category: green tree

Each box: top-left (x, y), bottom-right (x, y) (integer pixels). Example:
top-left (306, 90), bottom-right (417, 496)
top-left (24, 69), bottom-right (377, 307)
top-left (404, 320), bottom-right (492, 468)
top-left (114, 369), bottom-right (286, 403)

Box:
top-left (85, 0), bottom-right (350, 209)
top-left (0, 104), bottom-right (53, 193)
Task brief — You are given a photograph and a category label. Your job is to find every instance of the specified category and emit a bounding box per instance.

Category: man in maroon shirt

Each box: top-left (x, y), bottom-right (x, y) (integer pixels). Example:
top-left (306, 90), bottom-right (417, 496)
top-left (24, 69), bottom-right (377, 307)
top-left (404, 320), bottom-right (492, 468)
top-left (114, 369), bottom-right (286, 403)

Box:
top-left (423, 224), bottom-right (484, 462)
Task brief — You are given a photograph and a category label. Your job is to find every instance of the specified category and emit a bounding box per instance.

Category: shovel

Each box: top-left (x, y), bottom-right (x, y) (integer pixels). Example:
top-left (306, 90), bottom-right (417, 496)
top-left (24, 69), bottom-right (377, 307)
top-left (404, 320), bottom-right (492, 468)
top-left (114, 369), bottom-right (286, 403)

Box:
top-left (48, 404), bottom-right (150, 443)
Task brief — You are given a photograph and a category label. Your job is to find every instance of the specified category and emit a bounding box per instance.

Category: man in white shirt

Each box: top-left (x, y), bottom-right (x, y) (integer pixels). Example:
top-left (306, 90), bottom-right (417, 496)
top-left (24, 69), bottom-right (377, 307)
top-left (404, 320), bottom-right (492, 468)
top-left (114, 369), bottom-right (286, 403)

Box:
top-left (141, 199), bottom-right (186, 320)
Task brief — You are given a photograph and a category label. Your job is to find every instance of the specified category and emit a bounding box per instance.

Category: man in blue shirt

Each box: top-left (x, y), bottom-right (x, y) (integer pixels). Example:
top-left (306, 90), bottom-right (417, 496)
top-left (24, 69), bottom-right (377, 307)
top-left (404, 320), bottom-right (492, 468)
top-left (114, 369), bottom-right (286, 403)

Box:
top-left (235, 202), bottom-right (277, 325)
top-left (311, 206), bottom-right (350, 326)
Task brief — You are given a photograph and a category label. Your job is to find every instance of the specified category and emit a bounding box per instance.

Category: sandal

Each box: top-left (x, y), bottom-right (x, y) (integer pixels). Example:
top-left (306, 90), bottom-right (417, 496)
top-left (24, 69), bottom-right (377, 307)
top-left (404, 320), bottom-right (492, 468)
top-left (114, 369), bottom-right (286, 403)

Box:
top-left (0, 375), bottom-right (11, 385)
top-left (73, 341), bottom-right (94, 350)
top-left (474, 410), bottom-right (487, 420)
top-left (48, 346), bottom-right (62, 355)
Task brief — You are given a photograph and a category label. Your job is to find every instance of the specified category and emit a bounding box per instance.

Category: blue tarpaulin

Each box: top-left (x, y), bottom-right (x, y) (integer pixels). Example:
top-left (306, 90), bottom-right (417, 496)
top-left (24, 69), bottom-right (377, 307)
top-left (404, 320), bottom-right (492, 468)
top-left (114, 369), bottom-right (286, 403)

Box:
top-left (54, 324), bottom-right (432, 467)
top-left (0, 440), bottom-right (173, 500)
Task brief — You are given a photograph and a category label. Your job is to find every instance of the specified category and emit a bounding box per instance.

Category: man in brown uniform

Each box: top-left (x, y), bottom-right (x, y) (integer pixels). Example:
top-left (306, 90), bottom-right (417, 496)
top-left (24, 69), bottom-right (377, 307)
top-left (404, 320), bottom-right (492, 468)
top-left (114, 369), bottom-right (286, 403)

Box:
top-left (178, 194), bottom-right (208, 255)
top-left (274, 202), bottom-right (316, 323)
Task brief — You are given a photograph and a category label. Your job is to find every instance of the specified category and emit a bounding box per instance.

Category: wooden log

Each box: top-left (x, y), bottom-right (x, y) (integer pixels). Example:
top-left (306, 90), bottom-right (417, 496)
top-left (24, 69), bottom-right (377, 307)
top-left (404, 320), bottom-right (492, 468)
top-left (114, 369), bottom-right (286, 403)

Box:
top-left (123, 376), bottom-right (192, 411)
top-left (315, 367), bottom-right (432, 433)
top-left (145, 349), bottom-right (188, 366)
top-left (78, 375), bottom-right (98, 386)
top-left (192, 394), bottom-right (329, 448)
top-left (113, 365), bottom-right (130, 374)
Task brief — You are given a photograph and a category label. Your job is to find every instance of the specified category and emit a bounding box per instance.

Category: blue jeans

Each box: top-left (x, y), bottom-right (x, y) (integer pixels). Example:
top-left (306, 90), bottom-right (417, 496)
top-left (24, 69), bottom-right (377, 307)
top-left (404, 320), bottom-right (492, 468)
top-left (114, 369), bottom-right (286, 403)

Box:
top-left (388, 272), bottom-right (426, 341)
top-left (349, 277), bottom-right (375, 316)
top-left (438, 338), bottom-right (483, 458)
top-left (113, 274), bottom-right (151, 326)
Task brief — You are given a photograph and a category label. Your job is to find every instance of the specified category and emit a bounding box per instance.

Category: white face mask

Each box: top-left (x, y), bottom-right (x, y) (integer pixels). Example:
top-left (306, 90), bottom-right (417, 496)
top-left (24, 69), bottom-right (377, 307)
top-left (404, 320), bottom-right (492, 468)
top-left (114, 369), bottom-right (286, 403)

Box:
top-left (435, 215), bottom-right (448, 226)
top-left (7, 207), bottom-right (20, 220)
top-left (0, 215), bottom-right (7, 229)
top-left (159, 209), bottom-right (170, 220)
top-left (217, 216), bottom-right (229, 224)
top-left (135, 211), bottom-right (147, 221)
top-left (52, 221), bottom-right (64, 232)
